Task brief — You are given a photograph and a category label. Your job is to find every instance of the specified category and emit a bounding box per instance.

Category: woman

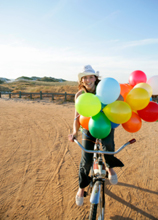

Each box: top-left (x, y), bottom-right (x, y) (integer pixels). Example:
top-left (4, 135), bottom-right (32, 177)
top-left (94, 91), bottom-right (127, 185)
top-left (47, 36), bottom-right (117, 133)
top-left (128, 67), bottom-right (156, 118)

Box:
top-left (68, 65), bottom-right (124, 206)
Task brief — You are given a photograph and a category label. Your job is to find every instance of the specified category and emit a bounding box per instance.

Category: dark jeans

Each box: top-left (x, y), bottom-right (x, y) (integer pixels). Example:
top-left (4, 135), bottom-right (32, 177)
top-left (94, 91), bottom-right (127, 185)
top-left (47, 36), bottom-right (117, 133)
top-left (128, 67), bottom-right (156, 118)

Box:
top-left (79, 129), bottom-right (124, 189)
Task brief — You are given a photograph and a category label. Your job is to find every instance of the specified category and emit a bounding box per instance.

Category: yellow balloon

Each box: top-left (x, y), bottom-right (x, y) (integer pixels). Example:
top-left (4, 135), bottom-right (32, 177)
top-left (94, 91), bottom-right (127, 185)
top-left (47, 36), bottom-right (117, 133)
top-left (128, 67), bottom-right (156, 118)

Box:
top-left (103, 101), bottom-right (132, 124)
top-left (125, 88), bottom-right (150, 110)
top-left (134, 83), bottom-right (152, 96)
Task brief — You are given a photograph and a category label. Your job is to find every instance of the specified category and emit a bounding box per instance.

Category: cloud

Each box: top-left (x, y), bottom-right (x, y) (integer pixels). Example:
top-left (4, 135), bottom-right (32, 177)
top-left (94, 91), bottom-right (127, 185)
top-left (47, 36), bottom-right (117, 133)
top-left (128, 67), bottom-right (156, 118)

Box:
top-left (117, 38), bottom-right (158, 49)
top-left (0, 43), bottom-right (158, 83)
top-left (0, 44), bottom-right (74, 63)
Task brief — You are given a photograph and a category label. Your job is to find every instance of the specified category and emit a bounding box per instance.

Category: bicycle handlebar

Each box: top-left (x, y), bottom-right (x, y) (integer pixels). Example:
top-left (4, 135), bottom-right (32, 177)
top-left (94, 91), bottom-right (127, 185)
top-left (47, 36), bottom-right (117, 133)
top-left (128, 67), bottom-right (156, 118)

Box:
top-left (74, 138), bottom-right (136, 155)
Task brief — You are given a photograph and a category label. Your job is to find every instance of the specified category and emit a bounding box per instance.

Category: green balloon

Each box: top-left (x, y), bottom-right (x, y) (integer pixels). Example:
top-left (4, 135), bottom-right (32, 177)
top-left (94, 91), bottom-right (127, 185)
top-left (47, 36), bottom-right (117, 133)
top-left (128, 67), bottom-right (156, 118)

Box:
top-left (75, 93), bottom-right (101, 117)
top-left (89, 112), bottom-right (111, 139)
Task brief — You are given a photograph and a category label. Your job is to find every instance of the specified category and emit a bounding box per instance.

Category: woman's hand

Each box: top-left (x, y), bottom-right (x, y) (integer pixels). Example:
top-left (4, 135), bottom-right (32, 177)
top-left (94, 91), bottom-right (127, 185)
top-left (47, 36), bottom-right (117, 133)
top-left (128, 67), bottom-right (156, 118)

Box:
top-left (68, 134), bottom-right (76, 142)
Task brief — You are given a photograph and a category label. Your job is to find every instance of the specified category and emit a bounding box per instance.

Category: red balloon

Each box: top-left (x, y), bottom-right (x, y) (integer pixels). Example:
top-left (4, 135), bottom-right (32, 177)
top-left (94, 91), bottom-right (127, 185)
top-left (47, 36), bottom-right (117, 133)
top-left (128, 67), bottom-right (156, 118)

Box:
top-left (137, 101), bottom-right (158, 122)
top-left (129, 70), bottom-right (147, 87)
top-left (122, 112), bottom-right (142, 133)
top-left (79, 115), bottom-right (90, 130)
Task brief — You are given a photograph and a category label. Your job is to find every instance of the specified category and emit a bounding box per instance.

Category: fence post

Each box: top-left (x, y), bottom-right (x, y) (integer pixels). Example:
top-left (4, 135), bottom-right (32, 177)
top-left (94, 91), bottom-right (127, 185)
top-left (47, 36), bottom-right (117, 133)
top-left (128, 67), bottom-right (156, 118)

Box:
top-left (9, 93), bottom-right (11, 98)
top-left (40, 91), bottom-right (42, 100)
top-left (19, 91), bottom-right (21, 98)
top-left (0, 92), bottom-right (1, 98)
top-left (65, 92), bottom-right (67, 101)
top-left (52, 94), bottom-right (54, 101)
top-left (30, 93), bottom-right (32, 99)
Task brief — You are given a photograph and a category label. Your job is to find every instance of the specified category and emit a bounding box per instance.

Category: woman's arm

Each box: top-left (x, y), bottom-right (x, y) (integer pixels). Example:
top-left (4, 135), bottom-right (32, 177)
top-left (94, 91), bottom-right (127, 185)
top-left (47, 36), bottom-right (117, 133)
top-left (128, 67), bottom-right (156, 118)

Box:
top-left (72, 109), bottom-right (80, 137)
top-left (68, 90), bottom-right (83, 142)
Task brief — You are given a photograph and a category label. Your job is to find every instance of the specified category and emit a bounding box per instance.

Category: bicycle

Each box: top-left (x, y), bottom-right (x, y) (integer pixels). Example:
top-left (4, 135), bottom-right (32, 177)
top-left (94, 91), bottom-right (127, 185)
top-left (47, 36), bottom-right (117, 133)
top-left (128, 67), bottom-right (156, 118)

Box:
top-left (74, 138), bottom-right (136, 220)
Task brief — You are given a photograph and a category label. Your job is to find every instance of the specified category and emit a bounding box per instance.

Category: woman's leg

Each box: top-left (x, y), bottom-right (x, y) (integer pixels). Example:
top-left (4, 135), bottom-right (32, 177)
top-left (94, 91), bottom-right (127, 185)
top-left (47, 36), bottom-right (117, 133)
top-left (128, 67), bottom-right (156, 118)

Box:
top-left (79, 129), bottom-right (96, 189)
top-left (76, 129), bottom-right (95, 205)
top-left (101, 129), bottom-right (124, 185)
top-left (101, 129), bottom-right (124, 168)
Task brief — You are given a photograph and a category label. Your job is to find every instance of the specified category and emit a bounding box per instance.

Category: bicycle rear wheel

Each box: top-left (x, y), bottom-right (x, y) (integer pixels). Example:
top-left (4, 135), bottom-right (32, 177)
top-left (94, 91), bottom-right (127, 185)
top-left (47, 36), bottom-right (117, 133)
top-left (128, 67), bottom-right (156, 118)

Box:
top-left (89, 182), bottom-right (105, 220)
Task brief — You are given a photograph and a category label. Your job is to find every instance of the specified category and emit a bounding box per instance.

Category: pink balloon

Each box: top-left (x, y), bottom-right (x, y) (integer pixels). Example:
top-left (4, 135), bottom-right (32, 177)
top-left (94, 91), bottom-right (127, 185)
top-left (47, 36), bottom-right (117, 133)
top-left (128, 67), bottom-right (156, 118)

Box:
top-left (147, 75), bottom-right (158, 95)
top-left (129, 70), bottom-right (147, 87)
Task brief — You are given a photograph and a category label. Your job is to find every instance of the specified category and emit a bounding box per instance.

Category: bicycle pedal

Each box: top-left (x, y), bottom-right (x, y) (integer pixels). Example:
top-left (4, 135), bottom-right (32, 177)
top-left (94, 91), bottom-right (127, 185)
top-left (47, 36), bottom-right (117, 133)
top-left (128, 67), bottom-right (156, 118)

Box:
top-left (84, 191), bottom-right (87, 197)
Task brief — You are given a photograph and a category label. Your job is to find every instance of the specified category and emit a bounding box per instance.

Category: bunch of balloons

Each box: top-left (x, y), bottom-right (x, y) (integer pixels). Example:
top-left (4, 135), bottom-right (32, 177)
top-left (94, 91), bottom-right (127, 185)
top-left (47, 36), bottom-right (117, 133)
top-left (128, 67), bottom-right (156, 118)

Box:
top-left (75, 70), bottom-right (158, 139)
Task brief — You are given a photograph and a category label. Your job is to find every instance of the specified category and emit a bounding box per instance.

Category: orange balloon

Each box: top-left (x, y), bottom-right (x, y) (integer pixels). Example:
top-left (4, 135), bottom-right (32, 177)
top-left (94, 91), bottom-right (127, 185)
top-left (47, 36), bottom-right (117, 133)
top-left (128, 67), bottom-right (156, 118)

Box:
top-left (125, 83), bottom-right (133, 90)
top-left (120, 84), bottom-right (129, 99)
top-left (133, 110), bottom-right (138, 114)
top-left (79, 115), bottom-right (90, 130)
top-left (122, 112), bottom-right (142, 133)
top-left (120, 83), bottom-right (132, 99)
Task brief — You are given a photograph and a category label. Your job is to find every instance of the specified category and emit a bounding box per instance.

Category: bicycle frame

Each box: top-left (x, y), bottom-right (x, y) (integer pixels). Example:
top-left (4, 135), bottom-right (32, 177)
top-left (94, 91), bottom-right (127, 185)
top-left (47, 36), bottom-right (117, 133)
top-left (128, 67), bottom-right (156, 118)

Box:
top-left (74, 138), bottom-right (136, 220)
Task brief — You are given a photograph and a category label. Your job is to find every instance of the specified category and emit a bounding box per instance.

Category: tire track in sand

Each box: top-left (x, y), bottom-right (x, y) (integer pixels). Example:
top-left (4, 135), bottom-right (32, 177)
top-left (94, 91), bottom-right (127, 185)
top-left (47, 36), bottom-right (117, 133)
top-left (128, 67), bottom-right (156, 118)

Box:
top-left (104, 122), bottom-right (158, 220)
top-left (24, 112), bottom-right (70, 218)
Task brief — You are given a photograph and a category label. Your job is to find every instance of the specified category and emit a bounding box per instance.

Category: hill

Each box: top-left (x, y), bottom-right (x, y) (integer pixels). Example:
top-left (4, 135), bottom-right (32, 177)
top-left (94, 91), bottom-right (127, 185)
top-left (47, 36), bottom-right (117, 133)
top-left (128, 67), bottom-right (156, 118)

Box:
top-left (0, 76), bottom-right (67, 83)
top-left (0, 76), bottom-right (78, 94)
top-left (0, 77), bottom-right (11, 84)
top-left (16, 76), bottom-right (66, 82)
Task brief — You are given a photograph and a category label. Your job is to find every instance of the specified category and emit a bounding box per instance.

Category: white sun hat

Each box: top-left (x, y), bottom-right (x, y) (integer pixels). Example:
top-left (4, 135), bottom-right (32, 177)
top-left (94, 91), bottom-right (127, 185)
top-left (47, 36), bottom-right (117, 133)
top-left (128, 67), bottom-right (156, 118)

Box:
top-left (78, 65), bottom-right (99, 82)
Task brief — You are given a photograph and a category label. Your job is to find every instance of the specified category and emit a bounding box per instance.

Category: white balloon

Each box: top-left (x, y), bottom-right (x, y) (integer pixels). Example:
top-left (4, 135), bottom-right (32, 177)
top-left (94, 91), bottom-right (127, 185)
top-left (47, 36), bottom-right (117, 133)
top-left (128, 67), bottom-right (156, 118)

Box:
top-left (147, 75), bottom-right (158, 95)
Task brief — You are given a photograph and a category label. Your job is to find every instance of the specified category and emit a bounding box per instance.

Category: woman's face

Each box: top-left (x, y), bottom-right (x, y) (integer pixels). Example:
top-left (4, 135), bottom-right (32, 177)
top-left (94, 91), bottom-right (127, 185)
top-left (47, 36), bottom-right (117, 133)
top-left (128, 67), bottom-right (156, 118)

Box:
top-left (81, 75), bottom-right (96, 91)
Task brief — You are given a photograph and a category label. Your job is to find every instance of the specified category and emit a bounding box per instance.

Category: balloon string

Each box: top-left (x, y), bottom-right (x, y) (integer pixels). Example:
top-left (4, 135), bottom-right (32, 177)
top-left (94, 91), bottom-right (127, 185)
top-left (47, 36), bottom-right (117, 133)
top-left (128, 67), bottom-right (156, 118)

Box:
top-left (80, 128), bottom-right (91, 138)
top-left (80, 128), bottom-right (101, 145)
top-left (74, 114), bottom-right (80, 121)
top-left (82, 139), bottom-right (101, 146)
top-left (82, 139), bottom-right (100, 145)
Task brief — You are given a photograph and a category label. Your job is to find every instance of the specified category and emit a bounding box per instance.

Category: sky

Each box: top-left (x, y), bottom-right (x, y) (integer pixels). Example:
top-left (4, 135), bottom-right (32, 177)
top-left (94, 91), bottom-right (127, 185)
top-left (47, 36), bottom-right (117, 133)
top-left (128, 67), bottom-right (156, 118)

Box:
top-left (0, 0), bottom-right (158, 83)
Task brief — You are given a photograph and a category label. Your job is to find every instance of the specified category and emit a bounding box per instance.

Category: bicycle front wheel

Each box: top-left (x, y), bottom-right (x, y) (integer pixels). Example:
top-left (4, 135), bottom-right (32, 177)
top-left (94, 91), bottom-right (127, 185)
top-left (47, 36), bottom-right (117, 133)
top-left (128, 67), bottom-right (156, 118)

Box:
top-left (89, 181), bottom-right (105, 220)
top-left (89, 204), bottom-right (98, 220)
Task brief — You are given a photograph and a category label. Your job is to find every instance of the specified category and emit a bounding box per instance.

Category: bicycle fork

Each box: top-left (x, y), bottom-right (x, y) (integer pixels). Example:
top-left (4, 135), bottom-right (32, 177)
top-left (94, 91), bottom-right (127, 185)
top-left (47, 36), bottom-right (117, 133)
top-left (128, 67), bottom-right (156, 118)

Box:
top-left (90, 180), bottom-right (105, 219)
top-left (89, 153), bottom-right (106, 218)
top-left (90, 180), bottom-right (102, 204)
top-left (90, 159), bottom-right (105, 205)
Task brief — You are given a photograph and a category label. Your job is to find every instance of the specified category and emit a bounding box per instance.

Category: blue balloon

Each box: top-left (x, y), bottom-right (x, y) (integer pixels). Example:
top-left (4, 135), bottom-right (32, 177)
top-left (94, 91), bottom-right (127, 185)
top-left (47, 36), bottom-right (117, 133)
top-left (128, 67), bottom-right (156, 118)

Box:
top-left (101, 103), bottom-right (107, 109)
top-left (96, 77), bottom-right (120, 105)
top-left (111, 121), bottom-right (120, 129)
top-left (150, 97), bottom-right (152, 101)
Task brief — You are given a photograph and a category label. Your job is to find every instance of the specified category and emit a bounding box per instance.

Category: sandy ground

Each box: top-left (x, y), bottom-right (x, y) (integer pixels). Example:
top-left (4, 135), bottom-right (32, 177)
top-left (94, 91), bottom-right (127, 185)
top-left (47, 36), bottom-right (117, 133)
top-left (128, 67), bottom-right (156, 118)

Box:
top-left (0, 98), bottom-right (158, 220)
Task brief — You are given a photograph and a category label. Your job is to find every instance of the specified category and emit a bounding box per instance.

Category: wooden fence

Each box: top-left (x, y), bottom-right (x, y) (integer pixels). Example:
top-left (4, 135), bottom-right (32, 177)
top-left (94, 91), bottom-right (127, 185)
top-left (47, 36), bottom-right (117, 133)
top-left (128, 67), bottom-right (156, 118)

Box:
top-left (0, 91), bottom-right (75, 102)
top-left (0, 91), bottom-right (158, 103)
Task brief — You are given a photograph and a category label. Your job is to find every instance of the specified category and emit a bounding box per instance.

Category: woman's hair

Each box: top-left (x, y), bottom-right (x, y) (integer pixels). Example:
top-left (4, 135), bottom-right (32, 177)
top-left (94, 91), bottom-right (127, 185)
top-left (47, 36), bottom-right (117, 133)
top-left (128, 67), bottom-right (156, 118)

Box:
top-left (78, 76), bottom-right (100, 93)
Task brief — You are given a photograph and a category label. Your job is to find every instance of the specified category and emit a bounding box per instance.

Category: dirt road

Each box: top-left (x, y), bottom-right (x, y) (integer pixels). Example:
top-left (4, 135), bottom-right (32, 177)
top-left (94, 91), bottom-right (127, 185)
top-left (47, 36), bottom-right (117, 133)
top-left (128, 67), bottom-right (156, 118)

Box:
top-left (0, 98), bottom-right (158, 220)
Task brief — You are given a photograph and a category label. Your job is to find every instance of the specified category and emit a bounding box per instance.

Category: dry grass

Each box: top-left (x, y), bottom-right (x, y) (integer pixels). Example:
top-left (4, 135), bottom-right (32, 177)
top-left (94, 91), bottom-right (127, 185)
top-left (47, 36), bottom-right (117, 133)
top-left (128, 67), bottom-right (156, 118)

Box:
top-left (0, 80), bottom-right (78, 102)
top-left (0, 80), bottom-right (78, 94)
